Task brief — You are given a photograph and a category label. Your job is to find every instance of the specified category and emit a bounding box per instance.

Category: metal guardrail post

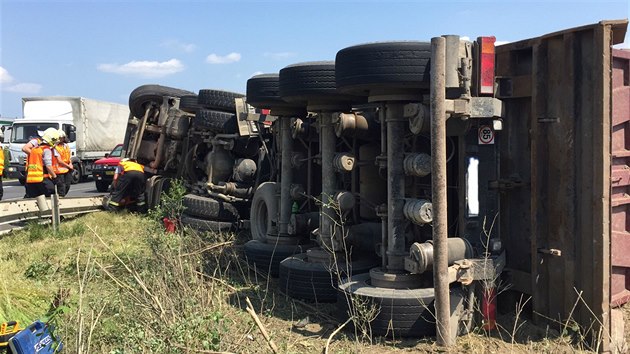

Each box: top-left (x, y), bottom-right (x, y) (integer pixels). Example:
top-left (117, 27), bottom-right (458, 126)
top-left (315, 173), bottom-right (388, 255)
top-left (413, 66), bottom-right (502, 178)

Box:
top-left (51, 186), bottom-right (60, 232)
top-left (430, 36), bottom-right (452, 347)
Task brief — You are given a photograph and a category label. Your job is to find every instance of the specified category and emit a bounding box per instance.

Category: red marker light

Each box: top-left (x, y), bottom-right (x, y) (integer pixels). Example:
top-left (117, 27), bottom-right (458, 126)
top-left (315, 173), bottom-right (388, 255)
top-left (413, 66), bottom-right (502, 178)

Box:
top-left (478, 36), bottom-right (496, 96)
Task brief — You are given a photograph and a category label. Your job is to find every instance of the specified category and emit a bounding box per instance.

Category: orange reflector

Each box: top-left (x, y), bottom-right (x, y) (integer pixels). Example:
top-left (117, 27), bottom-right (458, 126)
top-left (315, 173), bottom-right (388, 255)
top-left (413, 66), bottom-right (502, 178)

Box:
top-left (478, 36), bottom-right (496, 96)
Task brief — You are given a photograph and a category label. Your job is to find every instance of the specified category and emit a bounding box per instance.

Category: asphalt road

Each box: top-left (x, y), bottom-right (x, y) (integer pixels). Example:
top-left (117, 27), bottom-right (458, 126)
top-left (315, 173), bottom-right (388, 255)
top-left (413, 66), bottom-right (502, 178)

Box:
top-left (1, 178), bottom-right (107, 201)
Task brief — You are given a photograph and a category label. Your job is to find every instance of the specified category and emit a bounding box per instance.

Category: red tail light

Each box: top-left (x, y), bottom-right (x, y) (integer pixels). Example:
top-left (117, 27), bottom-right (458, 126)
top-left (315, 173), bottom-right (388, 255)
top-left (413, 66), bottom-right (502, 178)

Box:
top-left (478, 36), bottom-right (496, 96)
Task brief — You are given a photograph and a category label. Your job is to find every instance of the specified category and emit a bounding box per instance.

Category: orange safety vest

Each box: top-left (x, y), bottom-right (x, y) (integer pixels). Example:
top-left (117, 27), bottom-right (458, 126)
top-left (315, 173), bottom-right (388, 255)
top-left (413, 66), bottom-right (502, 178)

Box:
top-left (26, 146), bottom-right (45, 183)
top-left (54, 144), bottom-right (71, 174)
top-left (0, 148), bottom-right (4, 177)
top-left (120, 160), bottom-right (144, 174)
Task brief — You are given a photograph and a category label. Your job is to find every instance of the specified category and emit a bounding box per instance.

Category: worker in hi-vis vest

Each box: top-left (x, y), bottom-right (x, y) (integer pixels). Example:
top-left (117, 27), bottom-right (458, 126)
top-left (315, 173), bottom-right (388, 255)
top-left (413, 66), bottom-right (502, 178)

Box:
top-left (25, 128), bottom-right (60, 211)
top-left (107, 158), bottom-right (147, 212)
top-left (54, 129), bottom-right (74, 197)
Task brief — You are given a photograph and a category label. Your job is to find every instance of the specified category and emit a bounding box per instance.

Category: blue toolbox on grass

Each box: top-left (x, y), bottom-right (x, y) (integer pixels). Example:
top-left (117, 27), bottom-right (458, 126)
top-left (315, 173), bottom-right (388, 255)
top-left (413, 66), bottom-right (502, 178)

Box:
top-left (0, 321), bottom-right (22, 353)
top-left (7, 321), bottom-right (62, 353)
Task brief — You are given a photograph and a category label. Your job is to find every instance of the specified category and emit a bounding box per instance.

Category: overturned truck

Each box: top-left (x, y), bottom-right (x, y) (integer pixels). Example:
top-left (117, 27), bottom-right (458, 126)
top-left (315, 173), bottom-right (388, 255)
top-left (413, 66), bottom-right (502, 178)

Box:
top-left (123, 20), bottom-right (629, 351)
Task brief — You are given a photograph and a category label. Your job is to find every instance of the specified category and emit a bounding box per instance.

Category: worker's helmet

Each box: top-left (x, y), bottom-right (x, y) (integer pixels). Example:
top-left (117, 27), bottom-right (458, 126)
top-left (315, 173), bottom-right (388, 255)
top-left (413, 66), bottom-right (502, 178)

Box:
top-left (41, 127), bottom-right (60, 145)
top-left (57, 129), bottom-right (67, 139)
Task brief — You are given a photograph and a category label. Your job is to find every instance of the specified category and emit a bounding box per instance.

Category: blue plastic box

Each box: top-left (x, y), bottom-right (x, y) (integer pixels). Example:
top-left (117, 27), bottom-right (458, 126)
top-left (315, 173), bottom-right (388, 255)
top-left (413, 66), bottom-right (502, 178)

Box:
top-left (7, 321), bottom-right (62, 354)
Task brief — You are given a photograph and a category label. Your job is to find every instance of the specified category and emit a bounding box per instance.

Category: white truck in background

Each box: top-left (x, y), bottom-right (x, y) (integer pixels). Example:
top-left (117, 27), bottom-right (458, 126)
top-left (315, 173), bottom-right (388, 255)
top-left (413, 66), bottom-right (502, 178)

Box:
top-left (5, 97), bottom-right (130, 184)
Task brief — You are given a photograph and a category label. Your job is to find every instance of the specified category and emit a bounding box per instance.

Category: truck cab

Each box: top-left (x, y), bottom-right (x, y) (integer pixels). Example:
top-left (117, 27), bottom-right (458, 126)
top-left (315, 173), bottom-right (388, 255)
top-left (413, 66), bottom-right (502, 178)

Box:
top-left (5, 120), bottom-right (77, 183)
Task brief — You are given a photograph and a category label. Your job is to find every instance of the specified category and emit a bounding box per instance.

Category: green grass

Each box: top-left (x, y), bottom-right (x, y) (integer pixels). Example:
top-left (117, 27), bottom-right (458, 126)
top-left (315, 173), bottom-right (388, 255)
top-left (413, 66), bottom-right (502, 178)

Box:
top-left (0, 211), bottom-right (601, 354)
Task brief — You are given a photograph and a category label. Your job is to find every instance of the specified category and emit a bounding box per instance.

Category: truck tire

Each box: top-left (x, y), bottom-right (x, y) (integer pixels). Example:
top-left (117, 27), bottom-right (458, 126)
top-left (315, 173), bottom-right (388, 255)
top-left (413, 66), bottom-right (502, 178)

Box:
top-left (279, 253), bottom-right (375, 303)
top-left (182, 194), bottom-right (239, 222)
top-left (129, 84), bottom-right (196, 119)
top-left (192, 109), bottom-right (237, 133)
top-left (197, 89), bottom-right (244, 113)
top-left (179, 95), bottom-right (201, 114)
top-left (249, 182), bottom-right (278, 241)
top-left (246, 74), bottom-right (306, 114)
top-left (244, 239), bottom-right (312, 278)
top-left (71, 163), bottom-right (81, 184)
top-left (279, 61), bottom-right (358, 104)
top-left (337, 272), bottom-right (437, 337)
top-left (95, 180), bottom-right (110, 193)
top-left (335, 41), bottom-right (432, 95)
top-left (181, 214), bottom-right (234, 233)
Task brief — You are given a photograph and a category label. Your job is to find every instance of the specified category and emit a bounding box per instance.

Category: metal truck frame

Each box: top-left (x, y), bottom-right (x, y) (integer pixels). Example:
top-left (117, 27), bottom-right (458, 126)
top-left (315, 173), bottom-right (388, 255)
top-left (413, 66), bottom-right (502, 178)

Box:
top-left (122, 19), bottom-right (629, 352)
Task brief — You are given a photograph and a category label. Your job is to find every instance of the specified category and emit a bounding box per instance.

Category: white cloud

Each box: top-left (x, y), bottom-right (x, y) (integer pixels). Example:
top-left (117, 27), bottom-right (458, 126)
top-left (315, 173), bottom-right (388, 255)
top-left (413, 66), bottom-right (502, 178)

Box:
top-left (460, 36), bottom-right (471, 42)
top-left (5, 83), bottom-right (42, 94)
top-left (495, 40), bottom-right (511, 46)
top-left (264, 52), bottom-right (296, 60)
top-left (0, 66), bottom-right (14, 84)
top-left (161, 39), bottom-right (197, 53)
top-left (0, 67), bottom-right (41, 93)
top-left (251, 71), bottom-right (264, 77)
top-left (97, 59), bottom-right (184, 78)
top-left (206, 52), bottom-right (241, 64)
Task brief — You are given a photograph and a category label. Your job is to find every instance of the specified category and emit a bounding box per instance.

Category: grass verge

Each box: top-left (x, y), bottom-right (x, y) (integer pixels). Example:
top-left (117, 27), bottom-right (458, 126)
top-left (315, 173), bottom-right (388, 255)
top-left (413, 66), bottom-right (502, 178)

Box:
top-left (0, 211), bottom-right (605, 353)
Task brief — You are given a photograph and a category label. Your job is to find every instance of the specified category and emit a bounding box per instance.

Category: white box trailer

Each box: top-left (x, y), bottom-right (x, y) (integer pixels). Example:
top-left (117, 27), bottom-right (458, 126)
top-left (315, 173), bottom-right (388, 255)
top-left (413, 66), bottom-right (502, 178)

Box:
top-left (6, 97), bottom-right (130, 183)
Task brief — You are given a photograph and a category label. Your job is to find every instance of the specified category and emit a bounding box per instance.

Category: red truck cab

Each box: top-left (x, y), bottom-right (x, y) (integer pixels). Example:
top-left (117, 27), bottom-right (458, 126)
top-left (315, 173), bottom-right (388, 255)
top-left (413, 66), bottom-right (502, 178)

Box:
top-left (92, 144), bottom-right (122, 192)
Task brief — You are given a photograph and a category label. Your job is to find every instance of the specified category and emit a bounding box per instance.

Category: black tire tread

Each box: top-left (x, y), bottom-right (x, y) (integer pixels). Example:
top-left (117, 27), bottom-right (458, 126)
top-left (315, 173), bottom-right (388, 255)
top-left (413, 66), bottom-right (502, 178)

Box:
top-left (129, 84), bottom-right (195, 118)
top-left (198, 89), bottom-right (244, 112)
top-left (279, 254), bottom-right (374, 303)
top-left (279, 61), bottom-right (356, 104)
top-left (335, 42), bottom-right (432, 94)
top-left (193, 109), bottom-right (237, 133)
top-left (179, 95), bottom-right (201, 114)
top-left (336, 273), bottom-right (437, 337)
top-left (180, 214), bottom-right (234, 232)
top-left (244, 239), bottom-right (312, 278)
top-left (182, 194), bottom-right (239, 221)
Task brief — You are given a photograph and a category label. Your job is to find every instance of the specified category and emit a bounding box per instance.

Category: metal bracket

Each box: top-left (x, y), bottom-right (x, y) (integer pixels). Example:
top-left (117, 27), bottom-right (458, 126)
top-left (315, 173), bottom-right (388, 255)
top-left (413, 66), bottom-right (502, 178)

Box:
top-left (538, 248), bottom-right (562, 257)
top-left (489, 175), bottom-right (525, 190)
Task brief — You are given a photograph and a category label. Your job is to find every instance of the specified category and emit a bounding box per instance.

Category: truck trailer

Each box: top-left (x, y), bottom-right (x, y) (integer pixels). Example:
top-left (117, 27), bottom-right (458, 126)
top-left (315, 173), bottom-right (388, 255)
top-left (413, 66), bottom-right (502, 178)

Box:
top-left (5, 97), bottom-right (129, 184)
top-left (123, 19), bottom-right (629, 352)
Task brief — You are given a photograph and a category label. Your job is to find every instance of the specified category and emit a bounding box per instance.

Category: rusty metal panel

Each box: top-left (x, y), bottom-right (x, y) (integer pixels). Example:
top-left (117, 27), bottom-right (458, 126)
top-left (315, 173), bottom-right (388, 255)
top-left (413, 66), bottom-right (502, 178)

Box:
top-left (611, 48), bottom-right (630, 307)
top-left (497, 20), bottom-right (627, 352)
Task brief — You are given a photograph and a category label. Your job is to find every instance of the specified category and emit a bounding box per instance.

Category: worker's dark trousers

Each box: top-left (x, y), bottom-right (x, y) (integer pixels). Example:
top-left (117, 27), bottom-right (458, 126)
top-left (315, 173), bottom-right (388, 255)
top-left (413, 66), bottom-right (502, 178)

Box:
top-left (0, 175), bottom-right (3, 201)
top-left (64, 172), bottom-right (72, 195)
top-left (25, 182), bottom-right (47, 198)
top-left (109, 171), bottom-right (146, 209)
top-left (54, 173), bottom-right (70, 197)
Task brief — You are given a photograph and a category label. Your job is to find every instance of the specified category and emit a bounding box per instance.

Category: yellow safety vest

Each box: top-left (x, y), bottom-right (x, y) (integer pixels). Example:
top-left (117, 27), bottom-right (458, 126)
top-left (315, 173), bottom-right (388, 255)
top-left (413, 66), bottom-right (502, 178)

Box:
top-left (0, 148), bottom-right (4, 176)
top-left (120, 160), bottom-right (144, 173)
top-left (54, 144), bottom-right (71, 174)
top-left (26, 147), bottom-right (45, 183)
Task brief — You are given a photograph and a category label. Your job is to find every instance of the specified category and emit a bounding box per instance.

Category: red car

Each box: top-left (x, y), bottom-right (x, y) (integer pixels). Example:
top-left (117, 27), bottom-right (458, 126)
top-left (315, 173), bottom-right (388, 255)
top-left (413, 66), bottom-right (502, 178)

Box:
top-left (92, 144), bottom-right (123, 192)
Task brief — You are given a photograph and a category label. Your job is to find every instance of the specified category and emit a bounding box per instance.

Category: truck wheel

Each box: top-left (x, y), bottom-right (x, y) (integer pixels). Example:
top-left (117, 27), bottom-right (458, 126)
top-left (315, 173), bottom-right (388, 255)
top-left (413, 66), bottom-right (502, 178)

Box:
top-left (129, 84), bottom-right (196, 119)
top-left (244, 239), bottom-right (312, 278)
top-left (279, 253), bottom-right (375, 303)
top-left (179, 95), bottom-right (201, 114)
top-left (71, 164), bottom-right (81, 184)
top-left (279, 61), bottom-right (359, 104)
top-left (192, 109), bottom-right (237, 133)
top-left (182, 194), bottom-right (239, 222)
top-left (181, 214), bottom-right (234, 233)
top-left (95, 181), bottom-right (110, 193)
top-left (246, 74), bottom-right (306, 114)
top-left (335, 41), bottom-right (432, 95)
top-left (249, 182), bottom-right (278, 241)
top-left (197, 89), bottom-right (244, 113)
top-left (337, 272), bottom-right (436, 337)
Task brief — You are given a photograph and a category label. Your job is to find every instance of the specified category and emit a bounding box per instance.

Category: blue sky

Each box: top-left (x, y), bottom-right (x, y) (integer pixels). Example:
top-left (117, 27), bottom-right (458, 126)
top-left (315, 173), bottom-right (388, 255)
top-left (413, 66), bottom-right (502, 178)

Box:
top-left (0, 0), bottom-right (628, 118)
